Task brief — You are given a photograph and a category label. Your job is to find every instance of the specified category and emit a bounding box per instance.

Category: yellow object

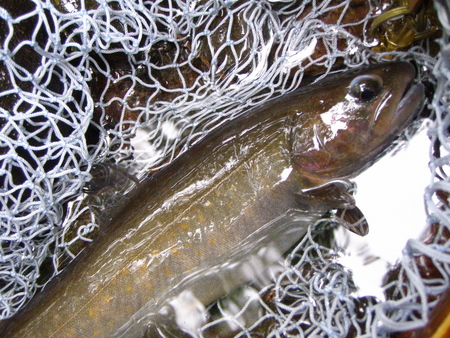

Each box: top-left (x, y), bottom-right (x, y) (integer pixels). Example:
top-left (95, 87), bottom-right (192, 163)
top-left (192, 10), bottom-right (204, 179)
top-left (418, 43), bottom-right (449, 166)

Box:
top-left (432, 311), bottom-right (450, 338)
top-left (370, 0), bottom-right (439, 52)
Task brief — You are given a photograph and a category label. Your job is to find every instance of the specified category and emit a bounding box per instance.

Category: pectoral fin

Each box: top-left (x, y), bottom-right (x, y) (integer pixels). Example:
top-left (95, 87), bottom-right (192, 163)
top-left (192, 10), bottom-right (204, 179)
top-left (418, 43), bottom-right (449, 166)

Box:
top-left (296, 180), bottom-right (355, 209)
top-left (335, 206), bottom-right (369, 237)
top-left (295, 180), bottom-right (369, 237)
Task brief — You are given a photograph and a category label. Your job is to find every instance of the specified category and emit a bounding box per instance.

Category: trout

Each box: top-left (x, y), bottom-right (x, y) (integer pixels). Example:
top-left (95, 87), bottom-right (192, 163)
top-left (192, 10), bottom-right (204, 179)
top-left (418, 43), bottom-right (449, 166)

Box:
top-left (0, 62), bottom-right (425, 337)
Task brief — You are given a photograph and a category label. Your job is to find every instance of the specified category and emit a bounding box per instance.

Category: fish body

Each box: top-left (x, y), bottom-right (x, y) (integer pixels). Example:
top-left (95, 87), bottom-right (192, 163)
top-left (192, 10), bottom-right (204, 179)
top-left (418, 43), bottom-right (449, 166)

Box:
top-left (1, 62), bottom-right (424, 337)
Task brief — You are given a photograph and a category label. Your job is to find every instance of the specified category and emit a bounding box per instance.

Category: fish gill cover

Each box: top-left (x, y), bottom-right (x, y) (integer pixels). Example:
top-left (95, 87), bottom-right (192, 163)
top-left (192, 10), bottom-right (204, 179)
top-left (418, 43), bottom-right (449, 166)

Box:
top-left (0, 0), bottom-right (447, 337)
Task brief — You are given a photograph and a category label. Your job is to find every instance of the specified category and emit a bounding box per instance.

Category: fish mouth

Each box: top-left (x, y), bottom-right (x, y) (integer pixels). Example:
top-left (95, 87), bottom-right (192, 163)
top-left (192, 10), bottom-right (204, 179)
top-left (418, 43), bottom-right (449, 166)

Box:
top-left (359, 80), bottom-right (425, 173)
top-left (399, 82), bottom-right (425, 115)
top-left (390, 82), bottom-right (425, 132)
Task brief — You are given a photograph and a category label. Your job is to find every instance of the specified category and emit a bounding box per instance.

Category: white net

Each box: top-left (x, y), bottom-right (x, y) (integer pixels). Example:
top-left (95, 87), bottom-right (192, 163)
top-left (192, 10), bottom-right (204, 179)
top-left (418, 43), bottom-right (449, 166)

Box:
top-left (0, 0), bottom-right (447, 336)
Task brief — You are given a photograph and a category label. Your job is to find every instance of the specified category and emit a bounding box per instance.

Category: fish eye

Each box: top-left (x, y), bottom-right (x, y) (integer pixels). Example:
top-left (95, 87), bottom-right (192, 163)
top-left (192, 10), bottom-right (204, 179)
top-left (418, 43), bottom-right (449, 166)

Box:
top-left (349, 75), bottom-right (383, 102)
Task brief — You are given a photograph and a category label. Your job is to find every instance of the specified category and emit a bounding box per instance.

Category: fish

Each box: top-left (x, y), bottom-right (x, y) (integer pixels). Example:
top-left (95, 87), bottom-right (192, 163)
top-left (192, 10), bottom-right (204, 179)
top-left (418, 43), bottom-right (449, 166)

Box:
top-left (0, 62), bottom-right (425, 337)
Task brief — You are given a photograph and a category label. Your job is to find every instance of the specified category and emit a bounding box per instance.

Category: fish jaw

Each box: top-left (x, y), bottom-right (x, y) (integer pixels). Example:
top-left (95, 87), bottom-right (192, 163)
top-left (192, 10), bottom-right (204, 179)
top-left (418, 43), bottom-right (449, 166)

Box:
top-left (290, 62), bottom-right (425, 187)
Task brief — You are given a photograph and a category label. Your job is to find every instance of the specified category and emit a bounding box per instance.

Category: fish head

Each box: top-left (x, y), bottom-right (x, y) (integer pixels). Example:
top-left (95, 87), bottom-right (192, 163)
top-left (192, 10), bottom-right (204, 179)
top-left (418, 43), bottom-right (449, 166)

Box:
top-left (291, 61), bottom-right (425, 188)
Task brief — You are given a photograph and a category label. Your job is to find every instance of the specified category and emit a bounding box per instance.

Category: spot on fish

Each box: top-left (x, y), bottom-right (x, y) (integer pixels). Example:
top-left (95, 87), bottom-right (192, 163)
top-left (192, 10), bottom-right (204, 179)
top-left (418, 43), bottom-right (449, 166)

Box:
top-left (103, 294), bottom-right (113, 304)
top-left (197, 213), bottom-right (206, 222)
top-left (180, 221), bottom-right (189, 231)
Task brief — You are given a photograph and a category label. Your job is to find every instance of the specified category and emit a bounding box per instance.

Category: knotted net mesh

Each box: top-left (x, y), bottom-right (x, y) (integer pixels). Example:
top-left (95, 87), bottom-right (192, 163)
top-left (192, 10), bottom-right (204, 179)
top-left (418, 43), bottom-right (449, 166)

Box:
top-left (0, 0), bottom-right (448, 336)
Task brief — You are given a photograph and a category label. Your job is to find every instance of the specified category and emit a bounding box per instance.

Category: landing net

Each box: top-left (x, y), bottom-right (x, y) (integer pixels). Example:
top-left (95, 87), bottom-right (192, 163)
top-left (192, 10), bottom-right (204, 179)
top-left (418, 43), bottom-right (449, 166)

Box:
top-left (0, 0), bottom-right (448, 337)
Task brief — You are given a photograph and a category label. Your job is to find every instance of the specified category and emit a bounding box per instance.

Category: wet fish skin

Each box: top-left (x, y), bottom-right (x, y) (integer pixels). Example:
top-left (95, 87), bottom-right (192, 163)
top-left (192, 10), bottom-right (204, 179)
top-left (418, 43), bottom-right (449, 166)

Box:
top-left (290, 63), bottom-right (424, 187)
top-left (0, 62), bottom-right (424, 337)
